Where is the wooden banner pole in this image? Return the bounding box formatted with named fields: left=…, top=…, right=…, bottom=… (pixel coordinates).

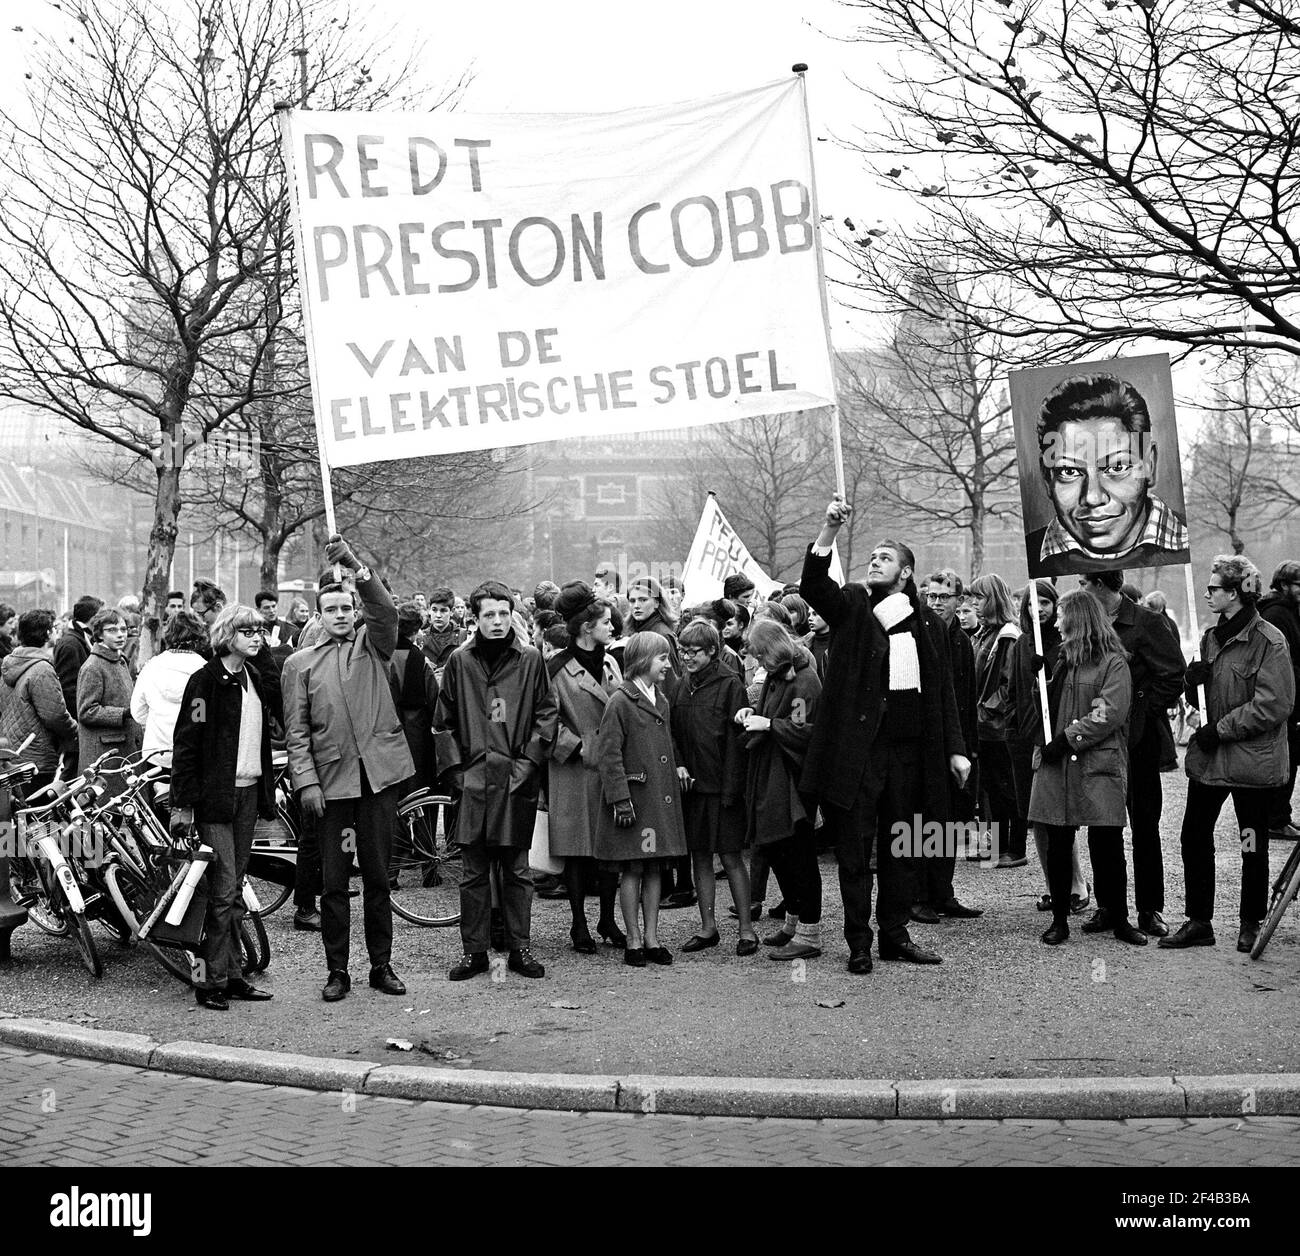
left=1184, top=562, right=1207, bottom=724
left=1029, top=578, right=1052, bottom=742
left=793, top=64, right=846, bottom=501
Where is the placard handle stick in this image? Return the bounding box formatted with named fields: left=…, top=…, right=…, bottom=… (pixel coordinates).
left=1184, top=563, right=1207, bottom=725
left=1029, top=578, right=1052, bottom=742
left=274, top=102, right=338, bottom=545
left=793, top=63, right=846, bottom=501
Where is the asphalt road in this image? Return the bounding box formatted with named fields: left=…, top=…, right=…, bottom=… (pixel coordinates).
left=3, top=760, right=1298, bottom=1080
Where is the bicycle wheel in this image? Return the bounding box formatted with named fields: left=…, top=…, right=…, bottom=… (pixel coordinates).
left=104, top=862, right=196, bottom=985
left=240, top=912, right=271, bottom=975
left=11, top=859, right=69, bottom=937
left=244, top=872, right=293, bottom=918
left=53, top=884, right=102, bottom=979
left=1251, top=841, right=1300, bottom=959
left=388, top=796, right=462, bottom=926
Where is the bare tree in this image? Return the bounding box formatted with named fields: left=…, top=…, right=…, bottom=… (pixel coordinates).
left=833, top=0, right=1300, bottom=361
left=0, top=0, right=461, bottom=637
left=648, top=413, right=834, bottom=586
left=1189, top=347, right=1300, bottom=551
left=838, top=265, right=1022, bottom=577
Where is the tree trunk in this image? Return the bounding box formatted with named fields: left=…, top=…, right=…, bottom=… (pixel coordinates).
left=262, top=530, right=286, bottom=592
left=141, top=462, right=183, bottom=654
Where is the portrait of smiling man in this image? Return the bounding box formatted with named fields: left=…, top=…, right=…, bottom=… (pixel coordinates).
left=1019, top=368, right=1189, bottom=579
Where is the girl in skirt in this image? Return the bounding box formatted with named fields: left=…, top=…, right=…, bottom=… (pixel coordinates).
left=594, top=631, right=688, bottom=967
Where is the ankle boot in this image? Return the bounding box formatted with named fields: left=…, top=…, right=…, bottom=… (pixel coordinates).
left=1040, top=917, right=1070, bottom=946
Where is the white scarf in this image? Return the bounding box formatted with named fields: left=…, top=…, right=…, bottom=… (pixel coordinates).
left=873, top=592, right=922, bottom=692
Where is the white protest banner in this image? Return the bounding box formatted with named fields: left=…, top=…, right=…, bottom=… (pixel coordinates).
left=279, top=78, right=837, bottom=470
left=682, top=493, right=843, bottom=605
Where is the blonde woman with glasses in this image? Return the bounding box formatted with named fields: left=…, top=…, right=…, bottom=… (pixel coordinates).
left=171, top=605, right=282, bottom=1011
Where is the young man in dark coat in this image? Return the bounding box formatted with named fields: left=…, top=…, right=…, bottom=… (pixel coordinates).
left=52, top=595, right=102, bottom=766
left=1081, top=570, right=1186, bottom=937
left=1257, top=560, right=1300, bottom=838
left=800, top=497, right=971, bottom=973
left=434, top=579, right=558, bottom=981
left=282, top=536, right=414, bottom=1003
left=914, top=569, right=982, bottom=922
left=420, top=587, right=465, bottom=673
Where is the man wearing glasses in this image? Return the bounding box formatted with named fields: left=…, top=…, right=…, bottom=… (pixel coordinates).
left=282, top=535, right=414, bottom=1002
left=1257, top=562, right=1300, bottom=839
left=915, top=570, right=982, bottom=922
left=1162, top=556, right=1293, bottom=954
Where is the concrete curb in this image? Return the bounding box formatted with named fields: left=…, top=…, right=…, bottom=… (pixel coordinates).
left=2, top=1016, right=1297, bottom=1119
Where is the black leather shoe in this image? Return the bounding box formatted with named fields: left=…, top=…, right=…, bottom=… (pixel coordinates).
left=661, top=891, right=697, bottom=910
left=293, top=910, right=322, bottom=932
left=938, top=898, right=984, bottom=919
left=321, top=970, right=350, bottom=1002
left=767, top=900, right=787, bottom=920
left=1040, top=921, right=1069, bottom=946
left=1138, top=910, right=1169, bottom=938
left=681, top=932, right=720, bottom=953
left=1238, top=922, right=1260, bottom=954
left=644, top=945, right=673, bottom=966
left=508, top=948, right=545, bottom=978
left=1081, top=908, right=1114, bottom=934
left=1113, top=920, right=1149, bottom=946
left=596, top=920, right=627, bottom=949
left=763, top=926, right=795, bottom=946
left=735, top=937, right=759, bottom=957
left=225, top=978, right=274, bottom=1001
left=570, top=925, right=598, bottom=954
left=195, top=987, right=230, bottom=1010
left=847, top=949, right=874, bottom=975
left=448, top=952, right=490, bottom=981
left=1158, top=920, right=1216, bottom=949
left=624, top=947, right=647, bottom=967
left=910, top=903, right=941, bottom=924
left=879, top=937, right=942, bottom=964
left=369, top=963, right=407, bottom=995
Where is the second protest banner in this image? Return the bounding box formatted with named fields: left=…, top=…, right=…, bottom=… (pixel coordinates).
left=281, top=77, right=837, bottom=469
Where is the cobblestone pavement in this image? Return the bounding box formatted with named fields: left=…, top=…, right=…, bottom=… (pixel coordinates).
left=4, top=1047, right=1298, bottom=1168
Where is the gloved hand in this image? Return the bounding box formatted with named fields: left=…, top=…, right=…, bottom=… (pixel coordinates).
left=1185, top=660, right=1211, bottom=690
left=324, top=534, right=361, bottom=572
left=299, top=784, right=326, bottom=818
left=1192, top=724, right=1222, bottom=753
left=169, top=806, right=194, bottom=840
left=1040, top=733, right=1070, bottom=764
left=613, top=800, right=636, bottom=828
left=1032, top=653, right=1045, bottom=674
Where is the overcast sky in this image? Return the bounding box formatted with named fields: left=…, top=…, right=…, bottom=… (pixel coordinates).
left=0, top=0, right=889, bottom=345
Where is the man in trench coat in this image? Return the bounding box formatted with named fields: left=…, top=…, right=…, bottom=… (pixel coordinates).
left=434, top=580, right=558, bottom=980
left=282, top=536, right=414, bottom=1003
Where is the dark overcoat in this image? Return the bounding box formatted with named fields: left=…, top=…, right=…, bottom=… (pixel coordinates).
left=1112, top=595, right=1185, bottom=769
left=1028, top=650, right=1132, bottom=828
left=548, top=652, right=623, bottom=858
left=592, top=681, right=687, bottom=861
left=743, top=653, right=820, bottom=847
left=172, top=654, right=281, bottom=823
left=799, top=547, right=965, bottom=815
left=433, top=631, right=558, bottom=848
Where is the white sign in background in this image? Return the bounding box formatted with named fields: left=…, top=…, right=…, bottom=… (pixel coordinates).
left=281, top=78, right=837, bottom=469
